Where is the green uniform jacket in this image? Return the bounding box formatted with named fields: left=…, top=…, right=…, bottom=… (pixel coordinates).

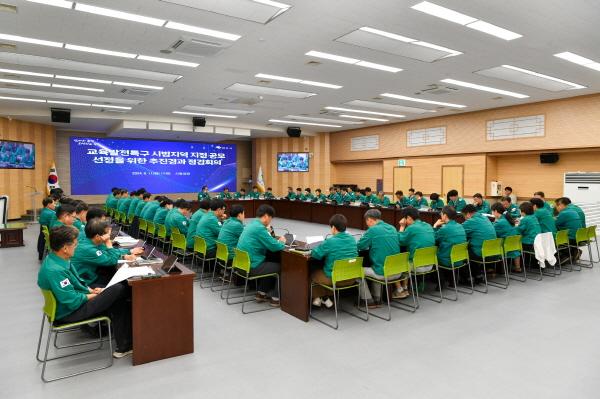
left=506, top=203, right=520, bottom=219
left=234, top=192, right=246, bottom=199
left=248, top=191, right=260, bottom=199
left=429, top=199, right=444, bottom=210
left=295, top=193, right=305, bottom=200
left=117, top=197, right=132, bottom=213
left=493, top=215, right=520, bottom=258
left=195, top=211, right=221, bottom=251
left=263, top=192, right=274, bottom=199
left=107, top=197, right=119, bottom=209
left=286, top=192, right=296, bottom=200
left=217, top=217, right=245, bottom=259
left=346, top=192, right=357, bottom=202
left=311, top=232, right=358, bottom=278
left=394, top=197, right=410, bottom=207
left=556, top=208, right=582, bottom=240
left=153, top=207, right=170, bottom=226
left=105, top=193, right=114, bottom=207
left=304, top=193, right=315, bottom=201
left=50, top=220, right=65, bottom=229
left=328, top=193, right=341, bottom=203
left=237, top=219, right=285, bottom=269
left=313, top=194, right=327, bottom=202
left=357, top=221, right=400, bottom=275
left=73, top=218, right=85, bottom=234
left=568, top=204, right=586, bottom=227
left=534, top=208, right=557, bottom=237
left=435, top=220, right=467, bottom=266
left=72, top=237, right=123, bottom=285
left=414, top=198, right=429, bottom=208
left=448, top=198, right=467, bottom=212
left=543, top=201, right=554, bottom=214
left=134, top=200, right=147, bottom=217
left=39, top=208, right=56, bottom=227
left=360, top=194, right=378, bottom=204
left=140, top=201, right=160, bottom=220
left=38, top=253, right=89, bottom=321
left=516, top=214, right=541, bottom=245
left=462, top=213, right=497, bottom=257
left=127, top=197, right=140, bottom=217
left=407, top=196, right=416, bottom=207
left=166, top=208, right=189, bottom=236
left=219, top=192, right=233, bottom=199
left=197, top=191, right=210, bottom=201
left=475, top=200, right=491, bottom=214
left=186, top=209, right=207, bottom=248
left=398, top=220, right=435, bottom=260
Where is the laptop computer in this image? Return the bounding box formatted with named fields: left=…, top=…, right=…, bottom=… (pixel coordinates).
left=157, top=255, right=179, bottom=275
left=110, top=225, right=121, bottom=240
left=294, top=236, right=324, bottom=251
left=283, top=233, right=296, bottom=247
left=140, top=245, right=156, bottom=260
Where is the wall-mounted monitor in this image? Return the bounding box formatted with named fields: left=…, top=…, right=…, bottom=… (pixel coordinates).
left=277, top=152, right=309, bottom=172
left=0, top=140, right=35, bottom=169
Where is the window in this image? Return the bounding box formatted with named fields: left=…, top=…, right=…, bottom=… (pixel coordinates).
left=407, top=126, right=446, bottom=147
left=487, top=114, right=544, bottom=140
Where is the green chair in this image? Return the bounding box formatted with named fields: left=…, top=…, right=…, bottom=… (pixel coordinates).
left=570, top=228, right=593, bottom=269
left=226, top=248, right=280, bottom=314
left=41, top=225, right=51, bottom=259
left=138, top=219, right=148, bottom=240
left=171, top=232, right=192, bottom=263
left=171, top=226, right=180, bottom=235
left=503, top=235, right=527, bottom=282
left=410, top=246, right=442, bottom=306
left=126, top=213, right=134, bottom=231
left=588, top=226, right=599, bottom=265
left=155, top=224, right=170, bottom=252
left=193, top=236, right=216, bottom=288
left=309, top=257, right=369, bottom=330
left=146, top=221, right=156, bottom=245
left=555, top=229, right=575, bottom=272
left=471, top=238, right=508, bottom=293
left=364, top=252, right=416, bottom=320
left=438, top=242, right=474, bottom=301
left=212, top=241, right=232, bottom=295
left=36, top=289, right=113, bottom=382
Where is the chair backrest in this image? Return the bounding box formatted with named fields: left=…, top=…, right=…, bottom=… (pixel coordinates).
left=40, top=289, right=57, bottom=323
left=450, top=242, right=469, bottom=264
left=172, top=226, right=180, bottom=235
left=332, top=257, right=364, bottom=284
left=588, top=225, right=597, bottom=241
left=576, top=227, right=589, bottom=244
left=118, top=211, right=125, bottom=223
left=413, top=246, right=438, bottom=269
left=216, top=241, right=229, bottom=263
left=481, top=238, right=504, bottom=258
left=503, top=235, right=522, bottom=254
left=41, top=225, right=49, bottom=235
left=157, top=224, right=167, bottom=238
left=127, top=213, right=134, bottom=223
left=146, top=221, right=155, bottom=235
left=555, top=229, right=569, bottom=246
left=232, top=248, right=251, bottom=274
left=139, top=219, right=147, bottom=232
left=383, top=252, right=409, bottom=277
left=171, top=232, right=186, bottom=250
left=42, top=228, right=51, bottom=250
left=193, top=236, right=207, bottom=255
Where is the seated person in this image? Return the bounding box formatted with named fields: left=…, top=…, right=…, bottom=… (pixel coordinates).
left=472, top=193, right=491, bottom=214
left=303, top=188, right=314, bottom=201
left=219, top=187, right=233, bottom=199
left=263, top=187, right=275, bottom=199
left=72, top=219, right=143, bottom=287
left=533, top=191, right=554, bottom=214
left=429, top=193, right=444, bottom=210
left=357, top=209, right=401, bottom=305
left=516, top=202, right=542, bottom=266
left=394, top=190, right=409, bottom=208
left=447, top=190, right=467, bottom=212
left=165, top=200, right=192, bottom=236
left=37, top=226, right=133, bottom=358
left=505, top=186, right=518, bottom=205
left=311, top=214, right=358, bottom=308
left=187, top=199, right=210, bottom=248
left=285, top=186, right=296, bottom=200
left=73, top=201, right=89, bottom=234
left=236, top=204, right=286, bottom=306
left=374, top=190, right=390, bottom=206
left=326, top=186, right=339, bottom=202
left=127, top=190, right=143, bottom=218
left=530, top=197, right=557, bottom=237
left=360, top=187, right=377, bottom=204
left=197, top=185, right=210, bottom=201
left=116, top=190, right=131, bottom=213
left=194, top=198, right=226, bottom=258
left=491, top=203, right=521, bottom=273
left=248, top=186, right=261, bottom=199
left=433, top=206, right=468, bottom=285
left=134, top=192, right=152, bottom=217
left=294, top=187, right=305, bottom=200
left=216, top=204, right=245, bottom=261
left=339, top=187, right=350, bottom=203
left=461, top=204, right=497, bottom=281
left=407, top=188, right=416, bottom=207
left=346, top=187, right=357, bottom=202
left=38, top=197, right=57, bottom=260
left=397, top=207, right=435, bottom=297
left=501, top=196, right=520, bottom=219
left=152, top=198, right=173, bottom=226
left=555, top=197, right=584, bottom=244
left=140, top=195, right=163, bottom=221
left=556, top=196, right=586, bottom=227
left=413, top=191, right=429, bottom=208
left=313, top=188, right=327, bottom=202
left=234, top=188, right=247, bottom=199
left=50, top=204, right=77, bottom=228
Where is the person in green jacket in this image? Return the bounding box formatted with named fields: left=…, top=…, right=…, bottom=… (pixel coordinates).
left=433, top=206, right=468, bottom=285
left=73, top=201, right=89, bottom=234
left=501, top=196, right=520, bottom=219
left=294, top=187, right=305, bottom=201
left=236, top=204, right=286, bottom=305
left=530, top=197, right=557, bottom=237
left=407, top=188, right=416, bottom=207
left=140, top=196, right=162, bottom=221
left=263, top=187, right=275, bottom=199
left=107, top=189, right=121, bottom=210
left=285, top=186, right=296, bottom=200
left=394, top=190, right=410, bottom=208
left=461, top=204, right=497, bottom=281
left=72, top=219, right=142, bottom=287
left=555, top=199, right=583, bottom=242
left=127, top=190, right=142, bottom=217
left=313, top=188, right=327, bottom=202
left=413, top=191, right=429, bottom=208
left=219, top=187, right=233, bottom=199
left=491, top=203, right=522, bottom=272
left=533, top=191, right=554, bottom=214
left=517, top=202, right=542, bottom=267
left=556, top=197, right=586, bottom=227
left=134, top=192, right=152, bottom=217
left=346, top=187, right=357, bottom=202
left=116, top=190, right=131, bottom=213
left=50, top=204, right=77, bottom=229
left=360, top=187, right=378, bottom=204
left=186, top=199, right=210, bottom=248
left=357, top=209, right=402, bottom=305
left=248, top=186, right=261, bottom=199
left=303, top=188, right=314, bottom=202
left=105, top=188, right=117, bottom=208
left=37, top=225, right=133, bottom=358
left=195, top=198, right=226, bottom=258
left=473, top=193, right=491, bottom=214
left=39, top=197, right=57, bottom=227
left=197, top=185, right=210, bottom=201
left=165, top=200, right=192, bottom=236
left=216, top=204, right=245, bottom=260
left=234, top=188, right=247, bottom=199
left=327, top=187, right=340, bottom=203
left=153, top=198, right=173, bottom=226
left=310, top=214, right=358, bottom=308
left=447, top=189, right=467, bottom=212
left=429, top=193, right=444, bottom=210
left=374, top=190, right=390, bottom=206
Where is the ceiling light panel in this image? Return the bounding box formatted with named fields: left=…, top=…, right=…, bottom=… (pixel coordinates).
left=334, top=27, right=461, bottom=63
left=164, top=22, right=241, bottom=41
left=112, top=81, right=164, bottom=90
left=182, top=105, right=255, bottom=115
left=0, top=87, right=143, bottom=104
left=554, top=52, right=600, bottom=72
left=226, top=83, right=316, bottom=99
left=55, top=75, right=112, bottom=84
left=344, top=99, right=433, bottom=114
left=0, top=95, right=46, bottom=102
left=27, top=0, right=73, bottom=9
left=475, top=65, right=586, bottom=91
left=172, top=111, right=237, bottom=118
left=47, top=100, right=91, bottom=106
left=51, top=83, right=104, bottom=92
left=283, top=115, right=363, bottom=125
left=269, top=119, right=342, bottom=128
left=255, top=73, right=342, bottom=89
left=305, top=51, right=402, bottom=73
left=0, top=78, right=50, bottom=87
left=441, top=78, right=529, bottom=98
left=340, top=114, right=388, bottom=122
left=74, top=3, right=166, bottom=26
left=160, top=0, right=289, bottom=25
left=380, top=93, right=467, bottom=108
left=326, top=105, right=405, bottom=118
left=0, top=68, right=53, bottom=77
left=65, top=44, right=136, bottom=58
left=0, top=33, right=62, bottom=47
left=91, top=104, right=131, bottom=110
left=136, top=55, right=199, bottom=68
left=411, top=1, right=522, bottom=41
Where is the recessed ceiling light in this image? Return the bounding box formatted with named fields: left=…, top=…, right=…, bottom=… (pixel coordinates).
left=74, top=3, right=166, bottom=26
left=284, top=115, right=363, bottom=125
left=554, top=52, right=600, bottom=72
left=0, top=78, right=51, bottom=87
left=440, top=78, right=529, bottom=98
left=183, top=105, right=255, bottom=115
left=483, top=65, right=586, bottom=90
left=164, top=21, right=241, bottom=41
left=65, top=44, right=137, bottom=58
left=172, top=111, right=237, bottom=119
left=51, top=83, right=104, bottom=92
left=137, top=55, right=199, bottom=68
left=255, top=73, right=342, bottom=89
left=91, top=104, right=132, bottom=110
left=47, top=100, right=91, bottom=106
left=0, top=32, right=63, bottom=47
left=0, top=95, right=45, bottom=102
left=306, top=51, right=402, bottom=73
left=411, top=1, right=522, bottom=41
left=340, top=114, right=389, bottom=122
left=325, top=106, right=405, bottom=118
left=55, top=75, right=112, bottom=84
left=112, top=81, right=163, bottom=90
left=0, top=68, right=53, bottom=78
left=226, top=83, right=316, bottom=99
left=253, top=0, right=291, bottom=9
left=380, top=93, right=467, bottom=108
left=269, top=119, right=342, bottom=128
left=344, top=100, right=434, bottom=114
left=26, top=0, right=73, bottom=8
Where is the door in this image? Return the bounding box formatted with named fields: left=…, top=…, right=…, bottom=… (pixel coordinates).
left=442, top=165, right=464, bottom=197
left=393, top=167, right=412, bottom=193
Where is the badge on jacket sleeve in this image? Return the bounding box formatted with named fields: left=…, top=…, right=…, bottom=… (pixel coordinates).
left=60, top=278, right=71, bottom=288
left=96, top=250, right=103, bottom=256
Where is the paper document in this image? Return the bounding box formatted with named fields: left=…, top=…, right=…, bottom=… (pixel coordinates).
left=306, top=235, right=324, bottom=244
left=105, top=264, right=155, bottom=288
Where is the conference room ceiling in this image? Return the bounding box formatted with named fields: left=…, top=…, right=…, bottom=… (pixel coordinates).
left=0, top=0, right=599, bottom=138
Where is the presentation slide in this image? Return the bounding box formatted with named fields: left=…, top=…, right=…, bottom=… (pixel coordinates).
left=277, top=152, right=309, bottom=172
left=0, top=140, right=35, bottom=169
left=70, top=137, right=236, bottom=195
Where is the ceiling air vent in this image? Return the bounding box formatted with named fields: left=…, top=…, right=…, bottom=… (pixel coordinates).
left=306, top=60, right=321, bottom=66
left=120, top=88, right=153, bottom=96
left=0, top=3, right=17, bottom=13
left=166, top=36, right=232, bottom=57
left=417, top=84, right=459, bottom=95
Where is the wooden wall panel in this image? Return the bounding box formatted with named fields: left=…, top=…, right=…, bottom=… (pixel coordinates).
left=0, top=117, right=56, bottom=220
left=332, top=161, right=382, bottom=189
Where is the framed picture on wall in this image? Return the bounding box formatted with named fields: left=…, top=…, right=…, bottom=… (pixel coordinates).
left=277, top=152, right=309, bottom=172
left=0, top=140, right=35, bottom=169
